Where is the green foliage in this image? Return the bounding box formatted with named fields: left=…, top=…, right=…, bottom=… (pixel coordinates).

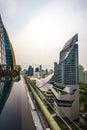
left=80, top=93, right=85, bottom=103
left=79, top=83, right=87, bottom=112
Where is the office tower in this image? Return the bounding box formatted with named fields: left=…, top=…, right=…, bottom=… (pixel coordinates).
left=85, top=71, right=87, bottom=83
left=53, top=33, right=78, bottom=86
left=27, top=65, right=34, bottom=76
left=79, top=64, right=85, bottom=83
left=51, top=34, right=79, bottom=120
left=35, top=67, right=39, bottom=72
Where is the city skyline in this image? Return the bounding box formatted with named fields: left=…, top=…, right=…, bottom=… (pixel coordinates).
left=0, top=0, right=87, bottom=70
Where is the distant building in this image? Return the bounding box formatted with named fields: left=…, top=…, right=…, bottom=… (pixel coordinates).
left=39, top=65, right=42, bottom=76
left=85, top=71, right=87, bottom=83
left=48, top=69, right=53, bottom=74
left=50, top=34, right=79, bottom=120
left=22, top=69, right=27, bottom=74
left=33, top=65, right=53, bottom=78
left=35, top=67, right=39, bottom=72
left=78, top=64, right=87, bottom=83
left=45, top=69, right=48, bottom=75
left=27, top=66, right=34, bottom=76
left=39, top=65, right=42, bottom=71
left=79, top=64, right=85, bottom=83
left=34, top=72, right=39, bottom=78
left=34, top=67, right=39, bottom=78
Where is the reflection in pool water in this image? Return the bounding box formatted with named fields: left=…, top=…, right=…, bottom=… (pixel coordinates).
left=0, top=77, right=13, bottom=114
left=0, top=76, right=21, bottom=130
left=0, top=76, right=36, bottom=130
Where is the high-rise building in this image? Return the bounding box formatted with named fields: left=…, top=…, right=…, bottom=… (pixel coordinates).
left=0, top=15, right=16, bottom=70
left=78, top=64, right=87, bottom=83
left=85, top=71, right=87, bottom=83
left=79, top=64, right=85, bottom=83
left=27, top=66, right=34, bottom=76
left=50, top=34, right=79, bottom=120
left=35, top=67, right=39, bottom=72
left=52, top=33, right=78, bottom=86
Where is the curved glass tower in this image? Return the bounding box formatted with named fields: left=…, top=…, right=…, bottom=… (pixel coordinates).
left=50, top=34, right=79, bottom=120
left=52, top=34, right=78, bottom=86
left=0, top=15, right=16, bottom=70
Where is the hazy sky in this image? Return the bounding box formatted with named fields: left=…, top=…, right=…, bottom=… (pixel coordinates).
left=0, top=0, right=87, bottom=70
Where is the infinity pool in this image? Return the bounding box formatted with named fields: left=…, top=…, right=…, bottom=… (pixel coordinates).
left=0, top=76, right=36, bottom=130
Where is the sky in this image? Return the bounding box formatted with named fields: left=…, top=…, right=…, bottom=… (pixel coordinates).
left=0, top=0, right=87, bottom=70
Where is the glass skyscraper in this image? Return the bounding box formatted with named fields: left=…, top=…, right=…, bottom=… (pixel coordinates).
left=50, top=34, right=79, bottom=120
left=0, top=15, right=16, bottom=70
left=52, top=34, right=78, bottom=86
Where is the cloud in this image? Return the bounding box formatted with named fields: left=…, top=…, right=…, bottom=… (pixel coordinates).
left=0, top=0, right=87, bottom=69
left=11, top=0, right=87, bottom=69
left=0, top=0, right=17, bottom=16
